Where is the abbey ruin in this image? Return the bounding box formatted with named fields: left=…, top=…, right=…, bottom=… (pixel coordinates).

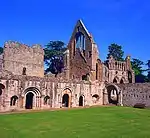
left=0, top=20, right=150, bottom=112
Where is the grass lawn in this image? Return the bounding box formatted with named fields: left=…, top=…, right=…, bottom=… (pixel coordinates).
left=0, top=106, right=150, bottom=138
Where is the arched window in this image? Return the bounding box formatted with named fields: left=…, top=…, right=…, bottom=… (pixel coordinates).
left=10, top=95, right=18, bottom=106
left=44, top=96, right=50, bottom=105
left=22, top=67, right=26, bottom=75
left=128, top=71, right=132, bottom=83
left=82, top=75, right=87, bottom=81
left=92, top=94, right=99, bottom=103
left=113, top=78, right=117, bottom=83
left=0, top=83, right=5, bottom=96
left=96, top=63, right=98, bottom=80
left=120, top=79, right=124, bottom=84
left=75, top=31, right=85, bottom=50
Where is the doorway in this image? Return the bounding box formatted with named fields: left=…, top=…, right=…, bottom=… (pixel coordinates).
left=62, top=94, right=69, bottom=107
left=25, top=92, right=34, bottom=109
left=79, top=96, right=84, bottom=106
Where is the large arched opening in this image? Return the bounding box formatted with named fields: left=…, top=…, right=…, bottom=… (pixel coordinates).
left=62, top=88, right=72, bottom=108
left=92, top=94, right=99, bottom=104
left=106, top=85, right=119, bottom=105
left=79, top=95, right=84, bottom=106
left=23, top=87, right=41, bottom=109
left=10, top=95, right=18, bottom=106
left=62, top=94, right=69, bottom=107
left=0, top=83, right=5, bottom=108
left=0, top=83, right=5, bottom=96
left=44, top=95, right=50, bottom=105
left=128, top=71, right=132, bottom=83
left=25, top=92, right=34, bottom=109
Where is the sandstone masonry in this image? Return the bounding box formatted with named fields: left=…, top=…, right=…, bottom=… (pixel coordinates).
left=0, top=19, right=147, bottom=112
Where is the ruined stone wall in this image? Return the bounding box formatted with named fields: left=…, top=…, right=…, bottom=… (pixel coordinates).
left=0, top=74, right=104, bottom=111
left=106, top=55, right=135, bottom=84
left=0, top=54, right=3, bottom=71
left=118, top=83, right=150, bottom=107
left=3, top=41, right=44, bottom=77
left=68, top=20, right=99, bottom=81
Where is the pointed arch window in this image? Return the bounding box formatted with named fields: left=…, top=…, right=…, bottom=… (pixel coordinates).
left=75, top=32, right=85, bottom=50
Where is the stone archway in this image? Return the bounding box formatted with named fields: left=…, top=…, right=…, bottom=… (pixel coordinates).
left=128, top=71, right=132, bottom=83
left=0, top=83, right=5, bottom=96
left=120, top=77, right=125, bottom=84
left=23, top=87, right=41, bottom=109
left=113, top=76, right=119, bottom=83
left=62, top=88, right=72, bottom=108
left=10, top=95, right=18, bottom=106
left=92, top=94, right=99, bottom=104
left=106, top=85, right=119, bottom=105
left=0, top=83, right=5, bottom=108
left=44, top=96, right=50, bottom=105
left=79, top=95, right=84, bottom=106
left=25, top=92, right=34, bottom=109
left=120, top=79, right=124, bottom=84
left=62, top=94, right=69, bottom=107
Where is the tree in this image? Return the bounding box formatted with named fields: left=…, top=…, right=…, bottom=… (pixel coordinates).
left=0, top=47, right=3, bottom=54
left=146, top=60, right=150, bottom=82
left=131, top=58, right=144, bottom=76
left=107, top=43, right=124, bottom=61
left=44, top=41, right=67, bottom=76
left=131, top=58, right=146, bottom=83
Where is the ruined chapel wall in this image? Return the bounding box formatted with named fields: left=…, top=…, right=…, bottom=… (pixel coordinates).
left=3, top=41, right=44, bottom=77
left=119, top=83, right=150, bottom=107
left=0, top=75, right=104, bottom=111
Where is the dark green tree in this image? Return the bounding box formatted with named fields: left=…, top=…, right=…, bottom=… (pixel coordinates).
left=0, top=47, right=3, bottom=54
left=146, top=60, right=150, bottom=82
left=107, top=43, right=124, bottom=61
left=44, top=41, right=67, bottom=76
left=131, top=58, right=144, bottom=76
left=131, top=58, right=146, bottom=83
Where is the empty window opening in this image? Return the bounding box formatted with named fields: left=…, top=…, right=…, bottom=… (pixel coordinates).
left=120, top=79, right=124, bottom=84
left=128, top=71, right=132, bottom=83
left=75, top=32, right=85, bottom=50
left=22, top=67, right=26, bottom=75
left=88, top=51, right=92, bottom=58
left=113, top=78, right=117, bottom=83
left=44, top=96, right=50, bottom=105
left=10, top=95, right=18, bottom=106
left=96, top=63, right=98, bottom=80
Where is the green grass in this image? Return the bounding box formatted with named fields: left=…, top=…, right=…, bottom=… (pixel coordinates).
left=0, top=107, right=150, bottom=138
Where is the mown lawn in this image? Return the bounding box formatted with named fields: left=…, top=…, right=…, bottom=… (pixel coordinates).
left=0, top=106, right=150, bottom=138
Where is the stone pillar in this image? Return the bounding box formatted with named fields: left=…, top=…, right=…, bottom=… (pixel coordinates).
left=103, top=89, right=108, bottom=105
left=52, top=82, right=55, bottom=108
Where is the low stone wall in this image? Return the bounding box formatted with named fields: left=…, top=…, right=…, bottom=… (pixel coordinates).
left=118, top=83, right=150, bottom=107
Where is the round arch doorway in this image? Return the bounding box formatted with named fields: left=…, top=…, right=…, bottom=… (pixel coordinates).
left=79, top=96, right=84, bottom=106
left=25, top=92, right=34, bottom=109
left=62, top=94, right=69, bottom=107
left=107, top=85, right=119, bottom=105
left=62, top=88, right=72, bottom=108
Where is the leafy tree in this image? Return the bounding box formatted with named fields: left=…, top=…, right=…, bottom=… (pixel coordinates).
left=131, top=58, right=146, bottom=83
left=146, top=60, right=150, bottom=82
left=131, top=58, right=144, bottom=76
left=107, top=43, right=124, bottom=61
left=44, top=41, right=67, bottom=76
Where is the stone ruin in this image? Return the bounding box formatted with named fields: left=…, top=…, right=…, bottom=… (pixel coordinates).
left=0, top=19, right=148, bottom=112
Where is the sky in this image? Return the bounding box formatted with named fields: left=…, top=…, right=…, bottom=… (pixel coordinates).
left=0, top=0, right=150, bottom=64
